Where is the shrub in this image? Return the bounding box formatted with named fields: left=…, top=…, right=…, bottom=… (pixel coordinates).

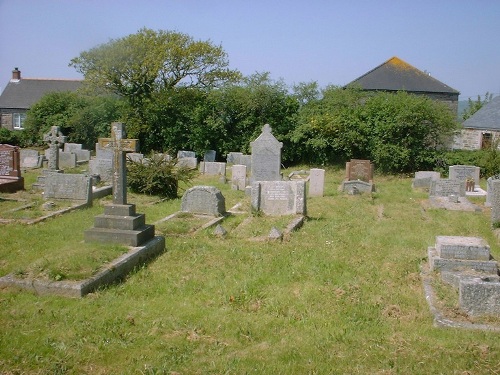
left=0, top=128, right=21, bottom=145
left=127, top=152, right=198, bottom=198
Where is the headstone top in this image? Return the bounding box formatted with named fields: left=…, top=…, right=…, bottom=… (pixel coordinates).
left=43, top=126, right=67, bottom=171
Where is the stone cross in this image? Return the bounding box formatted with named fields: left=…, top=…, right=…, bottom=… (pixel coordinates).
left=43, top=126, right=67, bottom=171
left=98, top=122, right=138, bottom=205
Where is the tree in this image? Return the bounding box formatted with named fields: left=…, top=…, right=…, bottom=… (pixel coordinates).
left=70, top=28, right=241, bottom=109
left=462, top=92, right=494, bottom=120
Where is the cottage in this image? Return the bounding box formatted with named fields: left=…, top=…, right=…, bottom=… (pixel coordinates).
left=454, top=96, right=500, bottom=150
left=347, top=56, right=460, bottom=115
left=0, top=68, right=82, bottom=131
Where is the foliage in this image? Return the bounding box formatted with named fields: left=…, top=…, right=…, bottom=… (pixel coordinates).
left=127, top=152, right=198, bottom=198
left=70, top=28, right=241, bottom=109
left=0, top=128, right=22, bottom=146
left=462, top=92, right=494, bottom=121
left=22, top=92, right=124, bottom=148
left=292, top=87, right=458, bottom=172
left=438, top=142, right=500, bottom=177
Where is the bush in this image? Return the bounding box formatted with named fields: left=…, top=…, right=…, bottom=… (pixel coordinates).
left=127, top=152, right=198, bottom=198
left=437, top=146, right=500, bottom=178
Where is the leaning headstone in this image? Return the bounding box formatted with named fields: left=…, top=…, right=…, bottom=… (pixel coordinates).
left=309, top=168, right=325, bottom=197
left=251, top=180, right=306, bottom=216
left=0, top=144, right=24, bottom=193
left=412, top=171, right=440, bottom=189
left=231, top=164, right=247, bottom=191
left=181, top=186, right=226, bottom=216
left=204, top=150, right=216, bottom=162
left=44, top=173, right=92, bottom=206
left=85, top=122, right=158, bottom=247
left=429, top=179, right=466, bottom=197
left=43, top=126, right=67, bottom=172
left=127, top=152, right=144, bottom=163
left=213, top=224, right=227, bottom=237
left=250, top=124, right=283, bottom=182
left=20, top=149, right=41, bottom=169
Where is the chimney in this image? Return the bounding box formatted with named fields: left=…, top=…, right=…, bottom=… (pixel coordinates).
left=11, top=67, right=21, bottom=81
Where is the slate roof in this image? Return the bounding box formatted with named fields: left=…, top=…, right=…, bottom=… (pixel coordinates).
left=0, top=78, right=82, bottom=110
left=347, top=56, right=459, bottom=95
left=461, top=95, right=500, bottom=130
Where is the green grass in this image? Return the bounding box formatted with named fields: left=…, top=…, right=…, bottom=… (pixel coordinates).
left=1, top=167, right=500, bottom=374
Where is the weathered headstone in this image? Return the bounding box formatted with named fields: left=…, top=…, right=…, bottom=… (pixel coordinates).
left=490, top=179, right=500, bottom=226
left=449, top=165, right=480, bottom=185
left=309, top=168, right=325, bottom=197
left=250, top=124, right=283, bottom=182
left=204, top=150, right=216, bottom=162
left=251, top=180, right=306, bottom=216
left=0, top=144, right=24, bottom=192
left=227, top=152, right=243, bottom=165
left=176, top=157, right=197, bottom=169
left=181, top=186, right=226, bottom=216
left=43, top=126, right=67, bottom=171
left=231, top=164, right=247, bottom=191
left=429, top=179, right=466, bottom=197
left=20, top=149, right=41, bottom=169
left=44, top=173, right=92, bottom=205
left=341, top=159, right=375, bottom=193
left=127, top=153, right=144, bottom=163
left=177, top=150, right=196, bottom=159
left=412, top=171, right=440, bottom=189
left=486, top=175, right=500, bottom=207
left=85, top=122, right=157, bottom=247
left=199, top=161, right=226, bottom=176
left=58, top=150, right=77, bottom=169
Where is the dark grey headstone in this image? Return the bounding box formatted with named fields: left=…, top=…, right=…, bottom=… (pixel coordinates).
left=181, top=186, right=226, bottom=216
left=251, top=180, right=306, bottom=216
left=43, top=173, right=92, bottom=204
left=204, top=150, right=216, bottom=162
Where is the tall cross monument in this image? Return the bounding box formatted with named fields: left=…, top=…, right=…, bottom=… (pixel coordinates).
left=43, top=126, right=67, bottom=171
left=98, top=122, right=138, bottom=205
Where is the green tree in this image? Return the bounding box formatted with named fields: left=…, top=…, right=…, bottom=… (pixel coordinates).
left=462, top=92, right=493, bottom=120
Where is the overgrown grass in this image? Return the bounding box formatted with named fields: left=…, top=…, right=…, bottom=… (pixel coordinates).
left=1, top=167, right=500, bottom=374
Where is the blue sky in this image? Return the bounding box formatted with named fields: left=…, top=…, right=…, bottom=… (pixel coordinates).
left=1, top=0, right=499, bottom=100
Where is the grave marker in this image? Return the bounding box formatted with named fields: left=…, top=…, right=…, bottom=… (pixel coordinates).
left=251, top=180, right=306, bottom=216
left=309, top=168, right=325, bottom=197
left=181, top=186, right=226, bottom=216
left=0, top=144, right=24, bottom=192
left=43, top=126, right=67, bottom=171
left=250, top=124, right=282, bottom=182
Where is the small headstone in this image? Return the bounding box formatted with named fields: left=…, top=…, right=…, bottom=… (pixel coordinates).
left=176, top=157, right=197, bottom=169
left=412, top=171, right=440, bottom=188
left=181, top=186, right=226, bottom=216
left=20, top=149, right=41, bottom=169
left=204, top=150, right=216, bottom=162
left=73, top=149, right=91, bottom=162
left=345, top=159, right=373, bottom=182
left=64, top=143, right=82, bottom=153
left=268, top=227, right=283, bottom=241
left=226, top=152, right=243, bottom=165
left=177, top=150, right=196, bottom=159
left=58, top=151, right=77, bottom=169
left=309, top=168, right=325, bottom=197
left=449, top=165, right=480, bottom=185
left=213, top=224, right=227, bottom=237
left=200, top=162, right=226, bottom=176
left=231, top=164, right=247, bottom=191
left=251, top=180, right=306, bottom=216
left=43, top=173, right=92, bottom=205
left=0, top=144, right=24, bottom=193
left=429, top=179, right=466, bottom=197
left=250, top=124, right=283, bottom=182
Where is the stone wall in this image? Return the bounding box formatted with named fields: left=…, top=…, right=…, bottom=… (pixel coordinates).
left=454, top=128, right=500, bottom=150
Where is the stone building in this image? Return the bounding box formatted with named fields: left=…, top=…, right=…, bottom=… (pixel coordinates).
left=0, top=68, right=82, bottom=131
left=347, top=56, right=460, bottom=115
left=453, top=95, right=500, bottom=150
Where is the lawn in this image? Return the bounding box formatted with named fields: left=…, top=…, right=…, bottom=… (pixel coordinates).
left=1, top=167, right=499, bottom=374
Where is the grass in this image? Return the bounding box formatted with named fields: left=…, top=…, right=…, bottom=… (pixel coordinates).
left=1, top=166, right=500, bottom=374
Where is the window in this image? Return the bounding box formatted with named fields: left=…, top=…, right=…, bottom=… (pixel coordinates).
left=13, top=113, right=26, bottom=129
left=481, top=132, right=492, bottom=149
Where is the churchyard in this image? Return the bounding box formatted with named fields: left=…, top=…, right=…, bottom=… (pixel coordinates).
left=1, top=124, right=500, bottom=373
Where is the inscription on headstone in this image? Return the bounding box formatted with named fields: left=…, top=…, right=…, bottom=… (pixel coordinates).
left=429, top=179, right=466, bottom=197
left=251, top=180, right=306, bottom=216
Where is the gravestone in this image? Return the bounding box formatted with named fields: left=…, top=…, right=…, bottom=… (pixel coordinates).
left=251, top=180, right=306, bottom=216
left=309, top=168, right=325, bottom=197
left=231, top=164, right=247, bottom=191
left=63, top=143, right=90, bottom=162
left=341, top=159, right=375, bottom=193
left=177, top=150, right=196, bottom=159
left=449, top=165, right=480, bottom=185
left=412, top=171, right=440, bottom=189
left=44, top=173, right=92, bottom=205
left=486, top=175, right=500, bottom=207
left=85, top=122, right=157, bottom=246
left=0, top=144, right=24, bottom=193
left=227, top=152, right=243, bottom=165
left=89, top=142, right=113, bottom=182
left=181, top=186, right=226, bottom=216
left=43, top=126, right=67, bottom=171
left=127, top=153, right=144, bottom=163
left=429, top=179, right=466, bottom=197
left=57, top=150, right=77, bottom=168
left=204, top=150, right=216, bottom=162
left=200, top=161, right=226, bottom=176
left=490, top=179, right=500, bottom=226
left=176, top=157, right=197, bottom=169
left=20, top=149, right=42, bottom=169
left=250, top=124, right=283, bottom=182
left=64, top=143, right=82, bottom=153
